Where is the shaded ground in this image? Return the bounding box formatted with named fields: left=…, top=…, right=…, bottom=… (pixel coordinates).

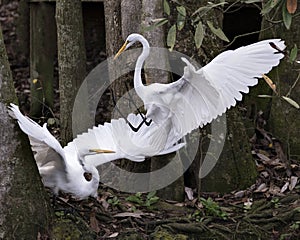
left=1, top=1, right=300, bottom=239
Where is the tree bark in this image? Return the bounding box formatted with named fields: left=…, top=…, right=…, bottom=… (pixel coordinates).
left=171, top=0, right=257, bottom=193
left=30, top=2, right=56, bottom=117
left=56, top=0, right=87, bottom=145
left=0, top=24, right=51, bottom=239
left=258, top=1, right=300, bottom=160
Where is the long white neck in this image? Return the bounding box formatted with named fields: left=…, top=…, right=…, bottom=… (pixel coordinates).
left=134, top=35, right=150, bottom=98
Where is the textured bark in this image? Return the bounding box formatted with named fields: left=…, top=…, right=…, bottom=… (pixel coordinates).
left=0, top=24, right=51, bottom=239
left=257, top=2, right=300, bottom=160
left=171, top=0, right=257, bottom=193
left=141, top=0, right=184, bottom=201
left=30, top=2, right=56, bottom=117
left=56, top=0, right=87, bottom=145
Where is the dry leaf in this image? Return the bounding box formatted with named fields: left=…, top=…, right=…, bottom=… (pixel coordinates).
left=280, top=182, right=289, bottom=193
left=287, top=0, right=297, bottom=14
left=255, top=183, right=268, bottom=192
left=256, top=153, right=271, bottom=162
left=108, top=232, right=119, bottom=238
left=289, top=176, right=298, bottom=190
left=90, top=211, right=101, bottom=233
left=113, top=212, right=145, bottom=218
left=185, top=187, right=194, bottom=201
left=262, top=74, right=277, bottom=93
left=260, top=171, right=269, bottom=178
left=234, top=190, right=245, bottom=198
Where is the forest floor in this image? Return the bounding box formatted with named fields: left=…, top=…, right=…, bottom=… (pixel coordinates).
left=1, top=1, right=300, bottom=240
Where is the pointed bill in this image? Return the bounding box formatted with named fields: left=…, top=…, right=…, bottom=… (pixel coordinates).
left=114, top=41, right=128, bottom=59
left=89, top=149, right=116, bottom=154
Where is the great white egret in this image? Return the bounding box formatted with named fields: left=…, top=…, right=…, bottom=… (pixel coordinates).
left=9, top=103, right=184, bottom=199
left=115, top=33, right=285, bottom=139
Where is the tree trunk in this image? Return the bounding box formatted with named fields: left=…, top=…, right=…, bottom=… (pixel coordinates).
left=30, top=2, right=56, bottom=117
left=171, top=0, right=257, bottom=194
left=0, top=24, right=51, bottom=239
left=56, top=0, right=87, bottom=145
left=258, top=1, right=300, bottom=160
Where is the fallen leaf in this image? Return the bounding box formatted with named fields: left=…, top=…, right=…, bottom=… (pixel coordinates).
left=289, top=176, right=298, bottom=190
left=256, top=153, right=272, bottom=162
left=113, top=212, right=148, bottom=218
left=234, top=190, right=245, bottom=198
left=90, top=210, right=100, bottom=233
left=108, top=232, right=119, bottom=238
left=255, top=183, right=268, bottom=192
left=260, top=171, right=269, bottom=178
left=280, top=182, right=289, bottom=193
left=185, top=187, right=194, bottom=201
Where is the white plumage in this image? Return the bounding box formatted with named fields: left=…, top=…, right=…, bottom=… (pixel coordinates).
left=115, top=33, right=285, bottom=139
left=9, top=103, right=184, bottom=199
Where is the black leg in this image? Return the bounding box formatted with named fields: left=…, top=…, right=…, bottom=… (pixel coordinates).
left=110, top=88, right=151, bottom=132
left=124, top=83, right=152, bottom=126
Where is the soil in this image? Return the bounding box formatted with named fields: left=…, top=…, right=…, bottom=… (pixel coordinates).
left=1, top=1, right=300, bottom=239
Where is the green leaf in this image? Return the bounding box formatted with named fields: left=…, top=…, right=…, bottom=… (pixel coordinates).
left=192, top=2, right=227, bottom=17
left=147, top=191, right=157, bottom=199
left=194, top=21, right=204, bottom=49
left=261, top=0, right=280, bottom=15
left=126, top=195, right=143, bottom=204
left=206, top=21, right=230, bottom=42
left=167, top=25, right=176, bottom=51
left=282, top=96, right=300, bottom=109
left=142, top=18, right=168, bottom=32
left=163, top=0, right=170, bottom=15
left=176, top=6, right=186, bottom=31
left=289, top=44, right=298, bottom=62
left=176, top=6, right=186, bottom=17
left=282, top=4, right=292, bottom=29
left=145, top=196, right=159, bottom=207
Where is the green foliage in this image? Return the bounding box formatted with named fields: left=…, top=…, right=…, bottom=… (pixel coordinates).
left=107, top=196, right=120, bottom=207
left=167, top=25, right=176, bottom=51
left=289, top=44, right=298, bottom=62
left=270, top=197, right=281, bottom=209
left=200, top=197, right=228, bottom=220
left=163, top=0, right=170, bottom=16
left=194, top=21, right=204, bottom=49
left=147, top=0, right=230, bottom=50
left=126, top=191, right=160, bottom=207
left=282, top=2, right=292, bottom=29
left=206, top=20, right=229, bottom=42
left=176, top=6, right=186, bottom=30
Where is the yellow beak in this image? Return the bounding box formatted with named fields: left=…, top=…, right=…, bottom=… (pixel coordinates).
left=114, top=41, right=128, bottom=60
left=89, top=149, right=115, bottom=154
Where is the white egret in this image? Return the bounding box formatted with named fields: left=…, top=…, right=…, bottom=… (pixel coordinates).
left=9, top=103, right=184, bottom=199
left=115, top=33, right=285, bottom=139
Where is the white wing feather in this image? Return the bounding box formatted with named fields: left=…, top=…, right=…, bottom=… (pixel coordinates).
left=150, top=39, right=285, bottom=139
left=9, top=104, right=66, bottom=165
left=75, top=113, right=185, bottom=167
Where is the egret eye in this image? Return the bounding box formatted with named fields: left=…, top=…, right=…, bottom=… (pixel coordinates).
left=83, top=172, right=93, bottom=182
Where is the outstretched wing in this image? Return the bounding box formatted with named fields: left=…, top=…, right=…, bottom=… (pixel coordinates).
left=73, top=113, right=184, bottom=167
left=8, top=104, right=66, bottom=171
left=158, top=39, right=285, bottom=139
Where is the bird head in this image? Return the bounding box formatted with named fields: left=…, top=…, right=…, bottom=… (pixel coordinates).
left=114, top=33, right=146, bottom=59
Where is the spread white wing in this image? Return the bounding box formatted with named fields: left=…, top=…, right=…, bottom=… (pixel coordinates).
left=9, top=104, right=66, bottom=169
left=150, top=39, right=285, bottom=139
left=74, top=113, right=185, bottom=167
